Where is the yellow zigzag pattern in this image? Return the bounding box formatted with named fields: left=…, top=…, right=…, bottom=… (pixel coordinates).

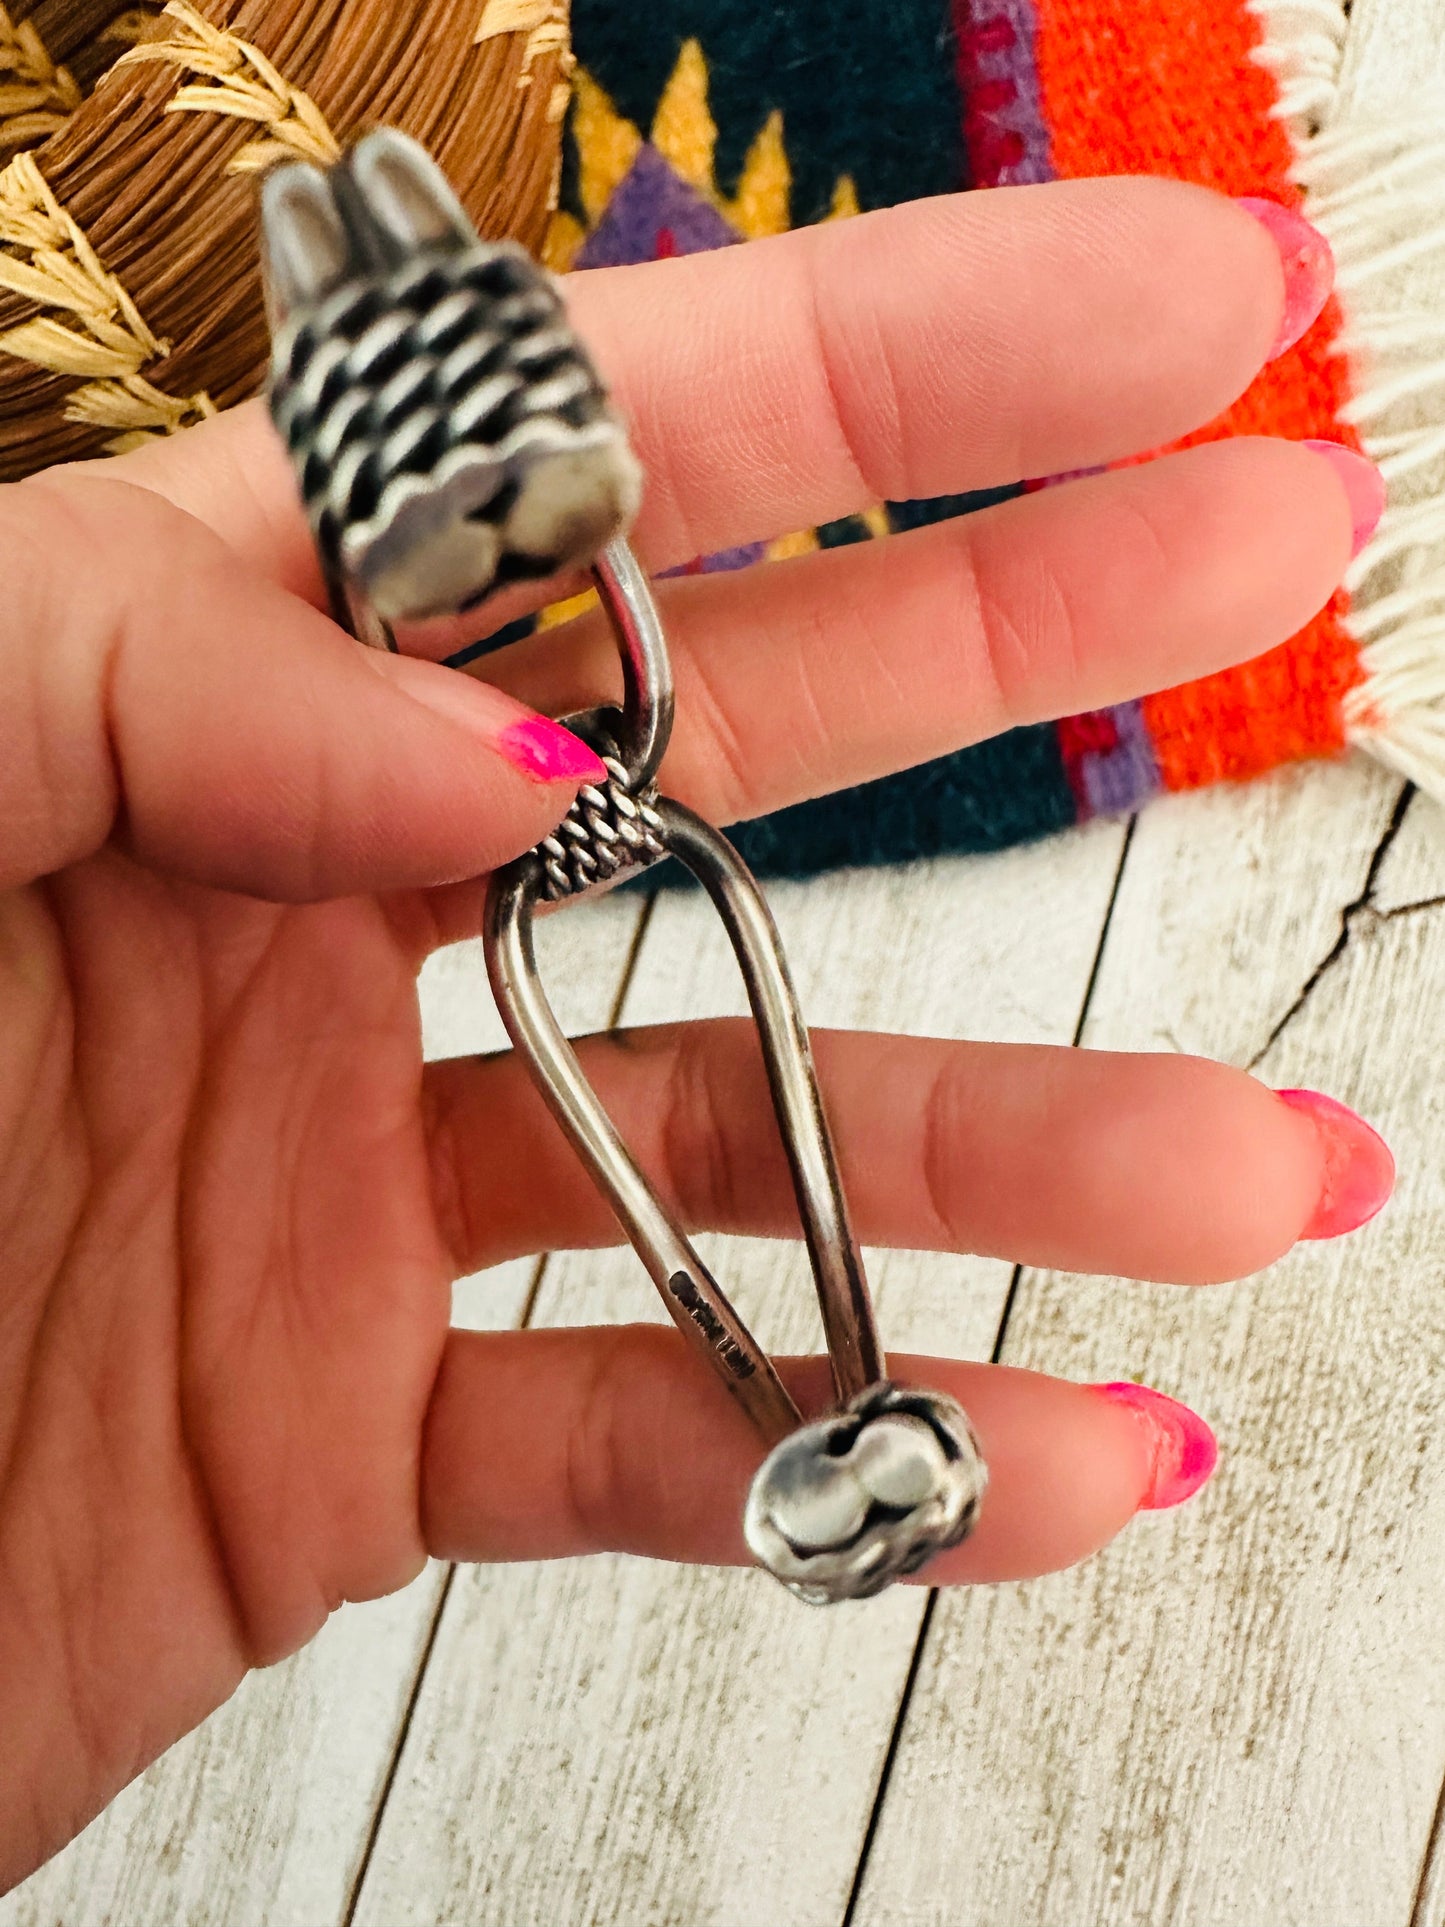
left=545, top=37, right=858, bottom=271
left=525, top=40, right=870, bottom=623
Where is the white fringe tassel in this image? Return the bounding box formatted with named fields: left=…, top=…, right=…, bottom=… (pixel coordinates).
left=1249, top=0, right=1445, bottom=800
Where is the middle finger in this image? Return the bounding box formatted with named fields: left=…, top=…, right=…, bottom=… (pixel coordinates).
left=421, top=1021, right=1344, bottom=1285
left=476, top=435, right=1354, bottom=829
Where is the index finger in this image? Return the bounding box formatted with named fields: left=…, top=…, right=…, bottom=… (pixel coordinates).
left=105, top=175, right=1289, bottom=593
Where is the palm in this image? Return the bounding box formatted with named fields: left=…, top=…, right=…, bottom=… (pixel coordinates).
left=2, top=854, right=448, bottom=1848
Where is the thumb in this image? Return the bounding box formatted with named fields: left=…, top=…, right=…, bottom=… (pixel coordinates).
left=0, top=471, right=604, bottom=899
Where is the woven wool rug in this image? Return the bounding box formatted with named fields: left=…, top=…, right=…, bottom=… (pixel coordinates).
left=467, top=0, right=1445, bottom=877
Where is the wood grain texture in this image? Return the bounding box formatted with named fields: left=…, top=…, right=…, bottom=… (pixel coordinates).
left=853, top=759, right=1445, bottom=1927
left=0, top=897, right=645, bottom=1927
left=347, top=826, right=1131, bottom=1927
left=1341, top=0, right=1445, bottom=108
left=1373, top=788, right=1445, bottom=1927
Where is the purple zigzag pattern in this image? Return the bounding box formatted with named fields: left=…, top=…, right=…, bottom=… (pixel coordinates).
left=574, top=148, right=765, bottom=575
left=576, top=144, right=740, bottom=268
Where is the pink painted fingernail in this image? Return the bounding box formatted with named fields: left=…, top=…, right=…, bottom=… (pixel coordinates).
left=494, top=715, right=608, bottom=785
left=1276, top=1089, right=1396, bottom=1239
left=1302, top=440, right=1387, bottom=558
left=385, top=655, right=610, bottom=787
left=1094, top=1382, right=1218, bottom=1510
left=1237, top=196, right=1335, bottom=358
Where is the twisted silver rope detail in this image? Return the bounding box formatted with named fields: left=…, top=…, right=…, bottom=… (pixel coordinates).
left=538, top=752, right=666, bottom=901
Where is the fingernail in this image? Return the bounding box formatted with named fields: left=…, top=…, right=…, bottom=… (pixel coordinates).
left=1276, top=1088, right=1396, bottom=1239
left=1094, top=1382, right=1218, bottom=1510
left=494, top=715, right=609, bottom=785
left=385, top=656, right=608, bottom=786
left=1237, top=196, right=1335, bottom=358
left=1302, top=440, right=1387, bottom=558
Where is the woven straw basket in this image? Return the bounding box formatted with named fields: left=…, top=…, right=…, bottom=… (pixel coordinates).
left=0, top=0, right=568, bottom=480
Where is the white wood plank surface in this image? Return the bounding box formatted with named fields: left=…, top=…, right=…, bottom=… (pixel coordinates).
left=0, top=897, right=646, bottom=1927
left=347, top=825, right=1130, bottom=1927
left=854, top=758, right=1445, bottom=1927
left=1343, top=0, right=1445, bottom=110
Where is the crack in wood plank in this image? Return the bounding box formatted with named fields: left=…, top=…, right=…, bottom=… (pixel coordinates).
left=849, top=757, right=1445, bottom=1924
left=1247, top=781, right=1414, bottom=1071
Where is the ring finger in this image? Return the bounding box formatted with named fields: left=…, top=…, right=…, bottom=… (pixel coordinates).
left=422, top=1332, right=1216, bottom=1582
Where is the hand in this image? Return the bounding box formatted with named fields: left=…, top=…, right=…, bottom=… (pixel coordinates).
left=0, top=175, right=1392, bottom=1889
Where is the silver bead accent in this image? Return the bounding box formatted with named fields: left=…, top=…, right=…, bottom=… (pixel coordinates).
left=743, top=1384, right=987, bottom=1605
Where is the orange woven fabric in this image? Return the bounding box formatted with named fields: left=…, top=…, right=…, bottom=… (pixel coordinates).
left=1035, top=0, right=1364, bottom=787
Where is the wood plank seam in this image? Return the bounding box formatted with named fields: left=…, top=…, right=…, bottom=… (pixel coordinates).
left=984, top=813, right=1141, bottom=1368
left=839, top=1591, right=942, bottom=1927
left=839, top=812, right=1141, bottom=1927
left=343, top=886, right=664, bottom=1927
left=340, top=1566, right=460, bottom=1927
left=1411, top=1770, right=1445, bottom=1927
